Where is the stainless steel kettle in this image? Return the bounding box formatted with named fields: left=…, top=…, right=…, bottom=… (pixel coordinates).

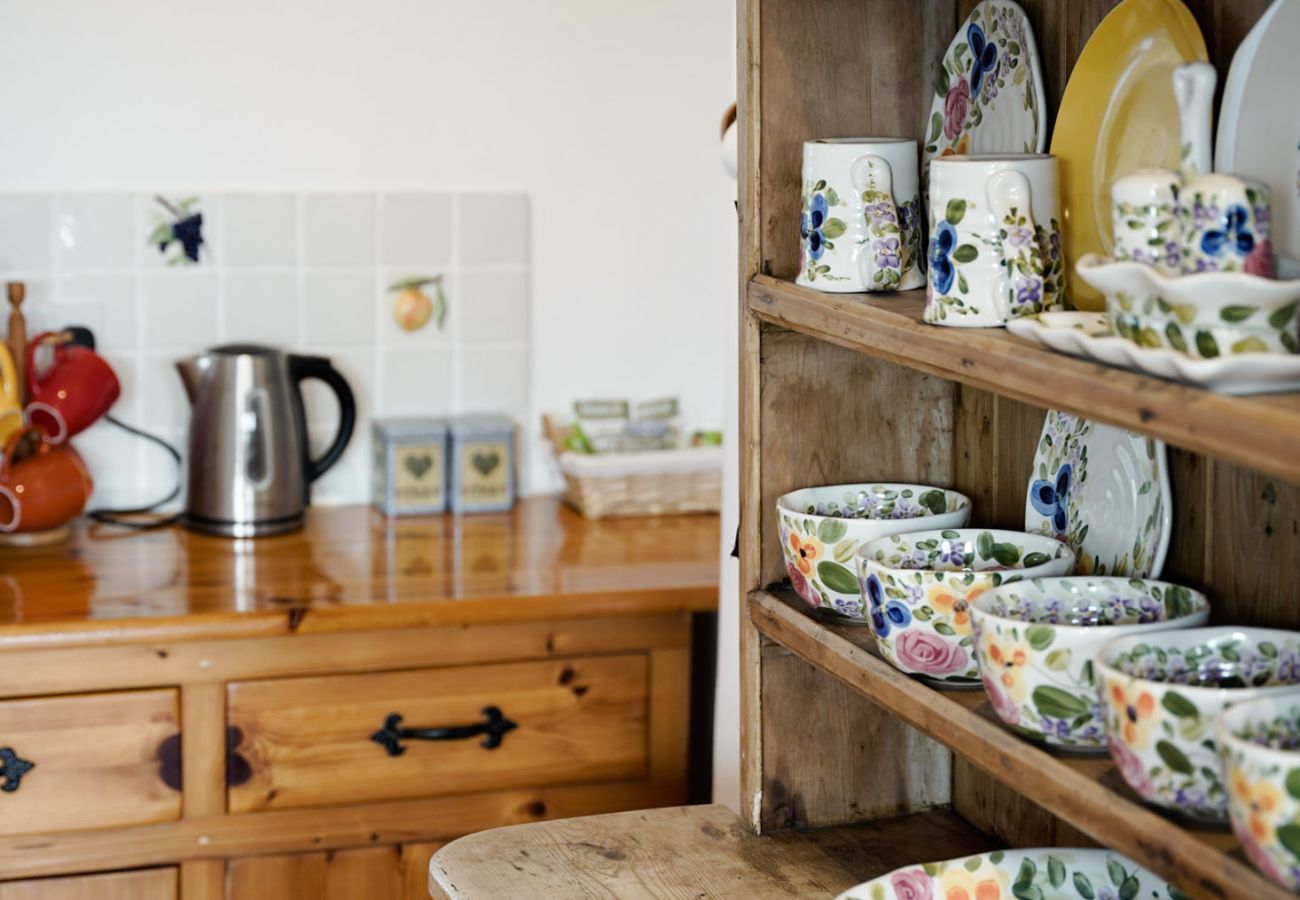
left=175, top=344, right=355, bottom=537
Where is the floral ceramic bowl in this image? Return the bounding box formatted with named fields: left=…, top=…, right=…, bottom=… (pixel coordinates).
left=832, top=847, right=1190, bottom=900
left=857, top=529, right=1075, bottom=686
left=1217, top=690, right=1300, bottom=890
left=971, top=577, right=1209, bottom=751
left=1077, top=253, right=1300, bottom=358
left=777, top=483, right=971, bottom=619
left=1096, top=627, right=1300, bottom=820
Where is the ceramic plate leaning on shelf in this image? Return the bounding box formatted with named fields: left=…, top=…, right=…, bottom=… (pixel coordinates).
left=833, top=848, right=1187, bottom=900
left=1050, top=0, right=1207, bottom=310
left=1216, top=0, right=1300, bottom=268
left=1025, top=409, right=1171, bottom=578
left=921, top=1, right=1046, bottom=182
left=1007, top=311, right=1300, bottom=395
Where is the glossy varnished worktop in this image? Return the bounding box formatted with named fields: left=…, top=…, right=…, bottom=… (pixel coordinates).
left=0, top=498, right=720, bottom=647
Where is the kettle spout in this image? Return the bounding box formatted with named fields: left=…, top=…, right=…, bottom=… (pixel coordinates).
left=174, top=355, right=210, bottom=404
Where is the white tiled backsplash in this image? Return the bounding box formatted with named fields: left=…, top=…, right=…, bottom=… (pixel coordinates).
left=1, top=191, right=531, bottom=509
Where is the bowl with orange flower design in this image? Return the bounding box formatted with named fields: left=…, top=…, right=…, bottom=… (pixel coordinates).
left=1096, top=628, right=1300, bottom=821
left=970, top=578, right=1208, bottom=752
left=776, top=483, right=971, bottom=619
left=1217, top=690, right=1300, bottom=890
left=857, top=529, right=1074, bottom=687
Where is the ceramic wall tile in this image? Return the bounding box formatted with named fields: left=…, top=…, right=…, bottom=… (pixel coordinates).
left=51, top=274, right=137, bottom=351
left=379, top=268, right=454, bottom=342
left=300, top=348, right=373, bottom=436
left=380, top=192, right=452, bottom=265
left=457, top=343, right=530, bottom=420
left=377, top=346, right=454, bottom=417
left=0, top=194, right=52, bottom=271
left=75, top=420, right=142, bottom=510
left=302, top=193, right=374, bottom=266
left=140, top=193, right=216, bottom=269
left=309, top=425, right=372, bottom=506
left=134, top=426, right=186, bottom=513
left=459, top=269, right=528, bottom=343
left=301, top=271, right=376, bottom=345
left=222, top=272, right=298, bottom=345
left=140, top=272, right=219, bottom=350
left=136, top=353, right=192, bottom=431
left=100, top=351, right=140, bottom=423
left=458, top=194, right=529, bottom=265
left=53, top=194, right=135, bottom=270
left=222, top=192, right=296, bottom=266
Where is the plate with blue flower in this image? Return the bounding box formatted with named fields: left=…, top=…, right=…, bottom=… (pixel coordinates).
left=921, top=0, right=1047, bottom=178
left=1024, top=409, right=1172, bottom=578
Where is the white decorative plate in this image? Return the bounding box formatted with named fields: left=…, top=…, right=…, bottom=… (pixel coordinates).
left=1025, top=409, right=1171, bottom=578
left=1007, top=311, right=1300, bottom=395
left=921, top=1, right=1046, bottom=177
left=1216, top=0, right=1300, bottom=267
left=834, top=848, right=1187, bottom=900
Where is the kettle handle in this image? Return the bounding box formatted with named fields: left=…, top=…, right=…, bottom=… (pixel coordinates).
left=288, top=355, right=356, bottom=482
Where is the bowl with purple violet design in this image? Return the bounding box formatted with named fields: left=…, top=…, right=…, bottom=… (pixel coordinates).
left=776, top=483, right=971, bottom=619
left=1096, top=627, right=1300, bottom=822
left=857, top=528, right=1075, bottom=687
left=970, top=577, right=1209, bottom=752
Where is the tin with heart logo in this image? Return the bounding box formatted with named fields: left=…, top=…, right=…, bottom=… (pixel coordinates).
left=449, top=415, right=516, bottom=514
left=372, top=418, right=449, bottom=516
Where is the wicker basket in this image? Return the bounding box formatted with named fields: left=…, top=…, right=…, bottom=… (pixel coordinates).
left=542, top=416, right=722, bottom=518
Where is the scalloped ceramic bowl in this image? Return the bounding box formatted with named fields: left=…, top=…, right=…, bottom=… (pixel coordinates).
left=1096, top=627, right=1300, bottom=821
left=776, top=483, right=971, bottom=619
left=1216, top=690, right=1300, bottom=891
left=856, top=529, right=1075, bottom=687
left=1076, top=253, right=1300, bottom=358
left=970, top=577, right=1209, bottom=751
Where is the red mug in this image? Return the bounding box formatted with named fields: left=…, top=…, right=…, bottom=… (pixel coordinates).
left=25, top=333, right=120, bottom=441
left=0, top=433, right=93, bottom=533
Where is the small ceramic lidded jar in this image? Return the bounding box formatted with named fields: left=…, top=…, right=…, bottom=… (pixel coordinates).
left=372, top=418, right=449, bottom=516
left=448, top=415, right=516, bottom=514
left=1179, top=173, right=1274, bottom=275
left=1111, top=169, right=1183, bottom=275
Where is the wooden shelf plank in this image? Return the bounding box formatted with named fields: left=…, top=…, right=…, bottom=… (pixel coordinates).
left=747, top=275, right=1300, bottom=485
left=749, top=588, right=1290, bottom=900
left=429, top=804, right=999, bottom=899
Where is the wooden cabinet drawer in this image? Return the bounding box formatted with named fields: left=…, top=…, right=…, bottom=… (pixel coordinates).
left=228, top=654, right=649, bottom=813
left=0, top=868, right=176, bottom=900
left=0, top=689, right=180, bottom=835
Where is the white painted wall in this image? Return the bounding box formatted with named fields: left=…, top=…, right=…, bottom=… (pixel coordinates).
left=0, top=0, right=737, bottom=495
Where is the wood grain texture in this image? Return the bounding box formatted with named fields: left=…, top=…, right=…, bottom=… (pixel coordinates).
left=228, top=655, right=649, bottom=814
left=179, top=862, right=223, bottom=900
left=428, top=805, right=997, bottom=900
left=226, top=846, right=406, bottom=900
left=0, top=869, right=176, bottom=900
left=0, top=689, right=180, bottom=836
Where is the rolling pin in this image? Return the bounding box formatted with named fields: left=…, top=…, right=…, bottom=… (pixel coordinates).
left=7, top=282, right=25, bottom=403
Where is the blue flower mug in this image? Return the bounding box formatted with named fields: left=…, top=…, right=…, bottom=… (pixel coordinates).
left=1179, top=173, right=1273, bottom=276
left=925, top=153, right=1064, bottom=327
left=797, top=138, right=924, bottom=293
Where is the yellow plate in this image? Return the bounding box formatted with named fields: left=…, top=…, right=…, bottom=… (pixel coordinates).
left=1051, top=0, right=1206, bottom=310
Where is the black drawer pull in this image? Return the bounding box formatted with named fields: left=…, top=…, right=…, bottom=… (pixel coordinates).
left=370, top=706, right=517, bottom=757
left=0, top=747, right=33, bottom=793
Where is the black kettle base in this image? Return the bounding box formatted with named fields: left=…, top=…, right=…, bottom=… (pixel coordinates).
left=181, top=511, right=305, bottom=538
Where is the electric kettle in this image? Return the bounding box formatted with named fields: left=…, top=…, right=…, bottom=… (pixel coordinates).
left=175, top=345, right=355, bottom=537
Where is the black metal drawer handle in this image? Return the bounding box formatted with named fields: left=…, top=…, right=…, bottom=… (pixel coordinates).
left=0, top=747, right=34, bottom=793
left=370, top=706, right=517, bottom=757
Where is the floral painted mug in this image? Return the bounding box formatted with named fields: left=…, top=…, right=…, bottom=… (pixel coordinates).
left=925, top=153, right=1064, bottom=326
left=797, top=138, right=924, bottom=293
left=1180, top=173, right=1273, bottom=276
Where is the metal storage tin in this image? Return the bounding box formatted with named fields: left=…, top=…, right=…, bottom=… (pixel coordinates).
left=448, top=415, right=516, bottom=513
left=372, top=418, right=449, bottom=516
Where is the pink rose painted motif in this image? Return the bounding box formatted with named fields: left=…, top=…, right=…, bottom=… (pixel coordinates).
left=943, top=80, right=970, bottom=140
left=1108, top=733, right=1155, bottom=798
left=1234, top=819, right=1289, bottom=885
left=1244, top=238, right=1275, bottom=277
left=894, top=629, right=969, bottom=676
left=982, top=673, right=1019, bottom=726
left=788, top=563, right=818, bottom=608
left=890, top=868, right=933, bottom=900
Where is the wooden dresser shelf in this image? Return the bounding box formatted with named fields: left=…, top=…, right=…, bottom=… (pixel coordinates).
left=749, top=589, right=1291, bottom=900
left=747, top=275, right=1300, bottom=485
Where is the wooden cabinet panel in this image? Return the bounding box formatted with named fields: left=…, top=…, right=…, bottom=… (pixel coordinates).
left=0, top=689, right=180, bottom=835
left=226, top=844, right=442, bottom=900
left=0, top=868, right=176, bottom=900
left=228, top=655, right=649, bottom=813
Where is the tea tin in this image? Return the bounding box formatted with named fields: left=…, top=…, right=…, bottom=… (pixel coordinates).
left=448, top=415, right=516, bottom=514
left=372, top=418, right=448, bottom=516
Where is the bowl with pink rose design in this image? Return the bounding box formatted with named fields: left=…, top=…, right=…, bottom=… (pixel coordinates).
left=857, top=528, right=1075, bottom=687
left=831, top=847, right=1185, bottom=900
left=970, top=577, right=1209, bottom=751
left=1096, top=627, right=1300, bottom=822
left=777, top=483, right=971, bottom=619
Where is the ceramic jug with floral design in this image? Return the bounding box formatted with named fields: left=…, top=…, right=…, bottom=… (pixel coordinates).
left=925, top=153, right=1065, bottom=327
left=797, top=138, right=924, bottom=293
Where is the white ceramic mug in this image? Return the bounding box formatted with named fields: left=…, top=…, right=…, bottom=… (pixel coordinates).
left=1111, top=169, right=1183, bottom=275
left=925, top=153, right=1064, bottom=327
left=797, top=138, right=924, bottom=293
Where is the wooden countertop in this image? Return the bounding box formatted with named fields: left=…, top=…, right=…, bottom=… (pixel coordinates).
left=0, top=498, right=720, bottom=648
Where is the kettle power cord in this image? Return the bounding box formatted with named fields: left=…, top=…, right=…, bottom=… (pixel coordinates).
left=85, top=415, right=183, bottom=530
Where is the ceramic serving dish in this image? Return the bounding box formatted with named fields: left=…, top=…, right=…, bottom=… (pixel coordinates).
left=1096, top=627, right=1300, bottom=820
left=970, top=577, right=1209, bottom=750
left=857, top=528, right=1075, bottom=687
left=833, top=847, right=1190, bottom=900
left=777, top=484, right=971, bottom=618
left=1077, top=253, right=1300, bottom=358
left=1217, top=690, right=1300, bottom=891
